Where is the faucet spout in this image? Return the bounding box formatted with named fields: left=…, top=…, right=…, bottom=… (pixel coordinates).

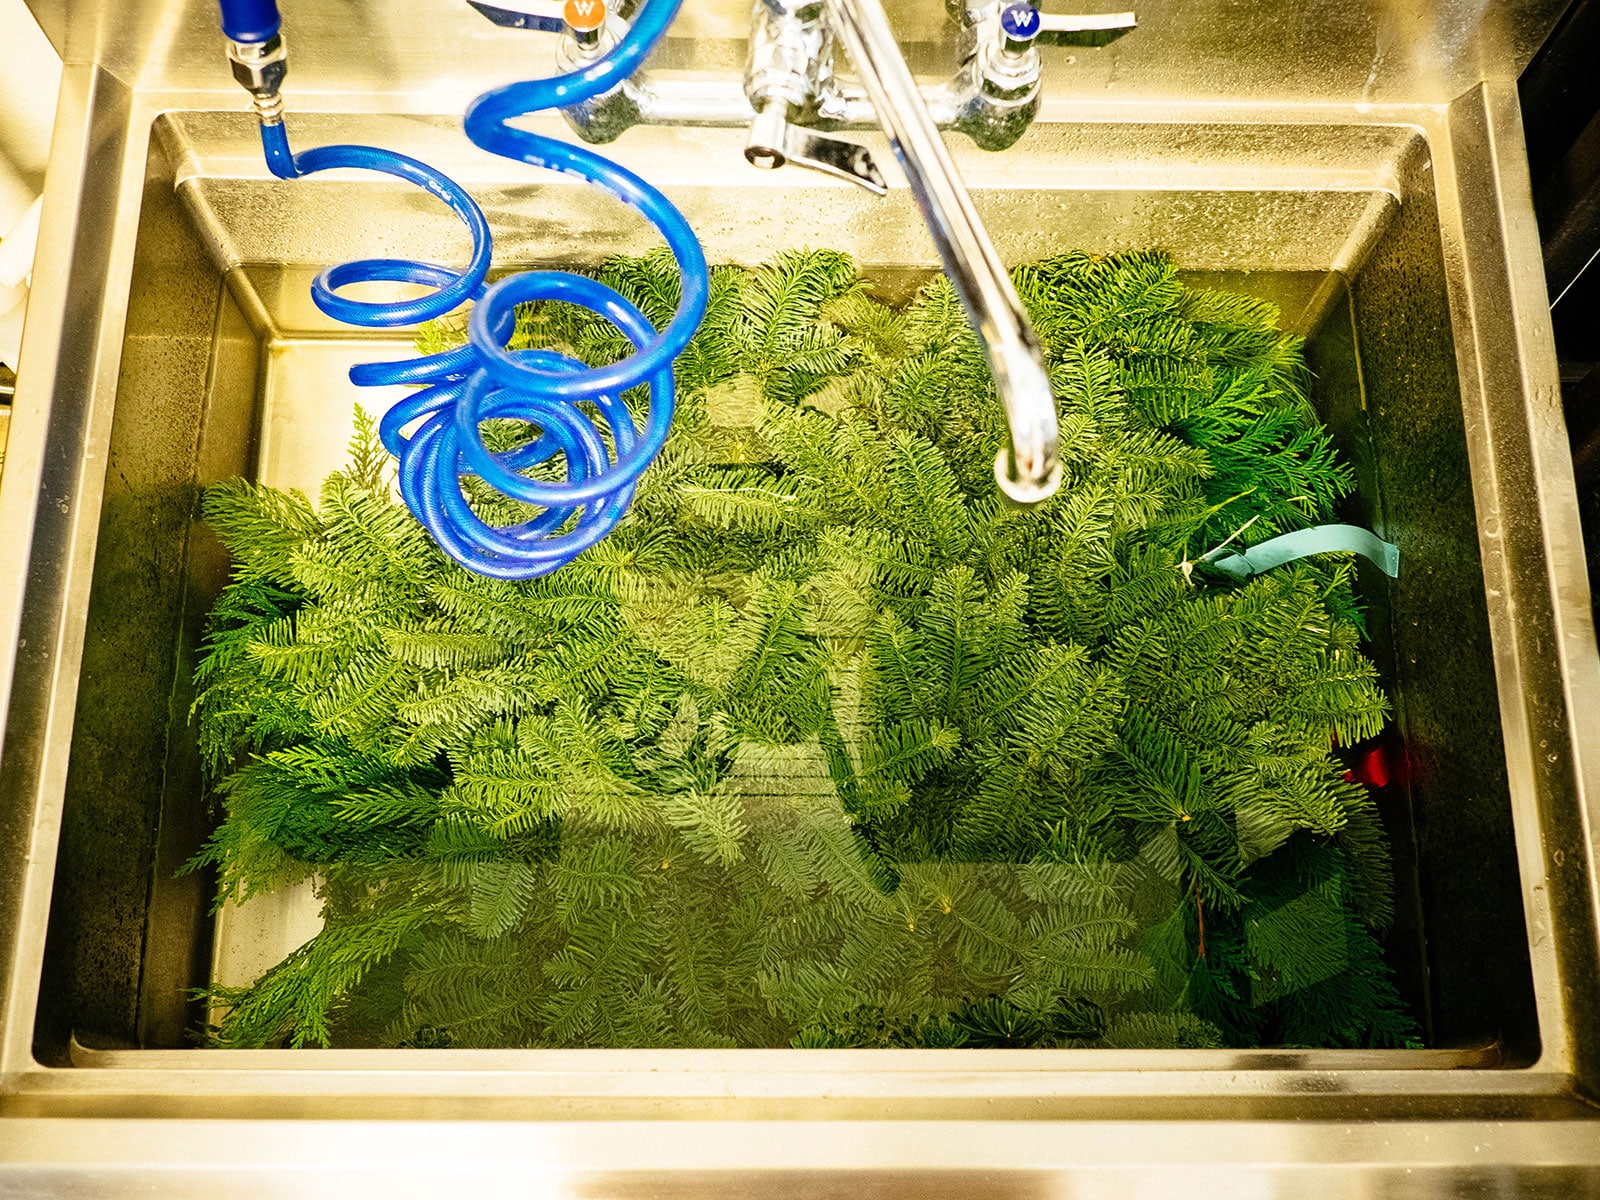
left=824, top=0, right=1061, bottom=505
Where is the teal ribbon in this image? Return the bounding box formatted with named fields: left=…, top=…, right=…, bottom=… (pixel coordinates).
left=1203, top=524, right=1400, bottom=580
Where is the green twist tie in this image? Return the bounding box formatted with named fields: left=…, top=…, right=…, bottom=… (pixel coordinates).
left=1203, top=524, right=1399, bottom=581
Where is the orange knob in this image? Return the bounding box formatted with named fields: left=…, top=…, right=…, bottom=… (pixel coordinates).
left=563, top=0, right=607, bottom=32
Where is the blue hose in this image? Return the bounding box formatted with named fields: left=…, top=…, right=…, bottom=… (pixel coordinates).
left=228, top=0, right=708, bottom=580
left=218, top=0, right=279, bottom=41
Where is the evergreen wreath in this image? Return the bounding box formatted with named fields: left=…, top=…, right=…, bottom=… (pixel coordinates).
left=188, top=247, right=1418, bottom=1051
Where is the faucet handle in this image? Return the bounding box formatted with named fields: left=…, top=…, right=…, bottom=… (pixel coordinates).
left=999, top=3, right=1136, bottom=49
left=744, top=100, right=889, bottom=195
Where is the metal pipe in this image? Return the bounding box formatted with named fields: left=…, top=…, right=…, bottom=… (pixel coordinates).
left=825, top=0, right=1061, bottom=504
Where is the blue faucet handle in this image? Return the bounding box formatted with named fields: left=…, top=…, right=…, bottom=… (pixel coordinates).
left=999, top=3, right=1042, bottom=42
left=1001, top=4, right=1137, bottom=49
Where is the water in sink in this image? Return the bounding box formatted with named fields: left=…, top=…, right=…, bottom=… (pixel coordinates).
left=187, top=247, right=1419, bottom=1051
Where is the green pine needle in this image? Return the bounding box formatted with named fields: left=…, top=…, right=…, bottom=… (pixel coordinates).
left=189, top=248, right=1415, bottom=1053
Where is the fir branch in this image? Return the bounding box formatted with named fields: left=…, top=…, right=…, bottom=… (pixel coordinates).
left=190, top=247, right=1413, bottom=1053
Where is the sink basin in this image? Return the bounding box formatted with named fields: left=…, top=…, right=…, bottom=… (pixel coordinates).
left=0, top=57, right=1597, bottom=1188
left=21, top=108, right=1537, bottom=1056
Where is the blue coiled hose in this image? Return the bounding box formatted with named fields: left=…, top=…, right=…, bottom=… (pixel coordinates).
left=222, top=0, right=708, bottom=579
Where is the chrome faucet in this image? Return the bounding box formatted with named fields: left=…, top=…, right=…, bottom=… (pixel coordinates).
left=776, top=0, right=1064, bottom=501
left=473, top=0, right=1136, bottom=504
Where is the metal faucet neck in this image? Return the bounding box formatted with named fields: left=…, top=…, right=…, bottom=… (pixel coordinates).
left=822, top=0, right=1062, bottom=503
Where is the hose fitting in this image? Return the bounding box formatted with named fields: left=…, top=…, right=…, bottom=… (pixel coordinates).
left=227, top=33, right=288, bottom=124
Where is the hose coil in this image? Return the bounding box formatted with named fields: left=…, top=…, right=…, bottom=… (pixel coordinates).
left=253, top=1, right=707, bottom=579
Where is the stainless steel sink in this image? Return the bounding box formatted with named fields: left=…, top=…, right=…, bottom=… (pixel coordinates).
left=1, top=0, right=1598, bottom=1190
